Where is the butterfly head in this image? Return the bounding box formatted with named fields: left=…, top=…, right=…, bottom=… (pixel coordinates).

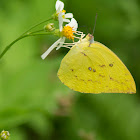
left=86, top=34, right=94, bottom=44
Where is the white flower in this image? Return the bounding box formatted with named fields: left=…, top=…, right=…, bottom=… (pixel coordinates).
left=55, top=0, right=73, bottom=31
left=41, top=18, right=81, bottom=60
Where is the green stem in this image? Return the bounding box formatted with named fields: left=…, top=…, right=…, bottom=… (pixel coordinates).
left=0, top=32, right=53, bottom=59
left=0, top=35, right=28, bottom=59
left=28, top=29, right=44, bottom=34
left=30, top=32, right=53, bottom=36
left=20, top=17, right=53, bottom=36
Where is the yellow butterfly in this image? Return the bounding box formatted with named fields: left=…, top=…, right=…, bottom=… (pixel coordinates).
left=57, top=34, right=136, bottom=94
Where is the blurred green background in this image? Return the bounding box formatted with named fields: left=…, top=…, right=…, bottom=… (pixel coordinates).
left=0, top=0, right=140, bottom=140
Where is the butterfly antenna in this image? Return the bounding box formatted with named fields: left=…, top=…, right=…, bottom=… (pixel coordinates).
left=92, top=13, right=98, bottom=35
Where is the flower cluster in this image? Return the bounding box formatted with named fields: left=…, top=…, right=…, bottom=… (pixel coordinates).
left=41, top=0, right=85, bottom=59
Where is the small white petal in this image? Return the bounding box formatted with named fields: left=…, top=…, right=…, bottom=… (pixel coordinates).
left=67, top=18, right=75, bottom=26
left=1, top=134, right=5, bottom=137
left=65, top=13, right=73, bottom=19
left=55, top=0, right=64, bottom=12
left=82, top=34, right=86, bottom=38
left=41, top=38, right=62, bottom=59
left=67, top=18, right=78, bottom=31
left=56, top=37, right=66, bottom=50
left=58, top=12, right=63, bottom=31
left=7, top=132, right=10, bottom=136
left=71, top=18, right=78, bottom=30
left=73, top=23, right=78, bottom=31
left=63, top=18, right=70, bottom=23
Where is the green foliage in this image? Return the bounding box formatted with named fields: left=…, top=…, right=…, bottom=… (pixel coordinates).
left=0, top=0, right=140, bottom=140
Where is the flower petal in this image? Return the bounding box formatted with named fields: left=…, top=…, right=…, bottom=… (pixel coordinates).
left=55, top=0, right=64, bottom=12
left=82, top=34, right=86, bottom=38
left=65, top=13, right=73, bottom=19
left=41, top=38, right=62, bottom=59
left=67, top=18, right=78, bottom=31
left=63, top=18, right=70, bottom=23
left=58, top=12, right=64, bottom=31
left=56, top=37, right=66, bottom=50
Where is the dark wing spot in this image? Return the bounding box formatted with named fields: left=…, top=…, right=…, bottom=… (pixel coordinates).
left=71, top=69, right=74, bottom=72
left=99, top=74, right=105, bottom=77
left=88, top=79, right=92, bottom=81
left=95, top=80, right=101, bottom=84
left=110, top=77, right=114, bottom=80
left=99, top=65, right=106, bottom=67
left=93, top=69, right=96, bottom=72
left=81, top=52, right=87, bottom=56
left=88, top=67, right=92, bottom=71
left=109, top=64, right=113, bottom=67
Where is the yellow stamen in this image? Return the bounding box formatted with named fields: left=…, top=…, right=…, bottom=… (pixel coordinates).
left=62, top=15, right=65, bottom=19
left=62, top=26, right=76, bottom=40
left=62, top=10, right=66, bottom=13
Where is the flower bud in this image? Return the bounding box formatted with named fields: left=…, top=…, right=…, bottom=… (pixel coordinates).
left=0, top=130, right=10, bottom=140
left=44, top=23, right=55, bottom=32
left=53, top=29, right=61, bottom=37
left=52, top=13, right=58, bottom=21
